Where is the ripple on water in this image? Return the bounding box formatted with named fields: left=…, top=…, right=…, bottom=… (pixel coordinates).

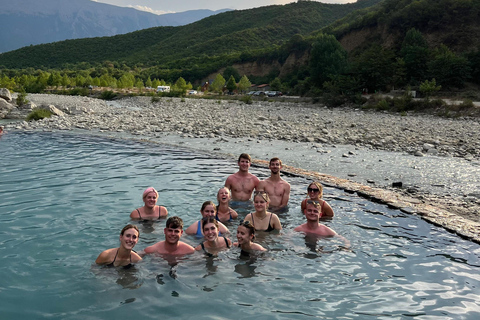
left=1, top=132, right=479, bottom=319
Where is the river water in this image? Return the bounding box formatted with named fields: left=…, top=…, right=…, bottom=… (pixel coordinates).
left=1, top=132, right=479, bottom=319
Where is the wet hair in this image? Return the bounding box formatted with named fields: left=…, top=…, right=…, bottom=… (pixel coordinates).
left=238, top=153, right=252, bottom=163
left=120, top=224, right=139, bottom=237
left=239, top=220, right=255, bottom=239
left=202, top=216, right=219, bottom=231
left=305, top=200, right=322, bottom=210
left=166, top=216, right=183, bottom=229
left=253, top=190, right=270, bottom=203
left=142, top=187, right=158, bottom=200
left=269, top=157, right=282, bottom=166
left=308, top=182, right=324, bottom=198
left=201, top=201, right=217, bottom=213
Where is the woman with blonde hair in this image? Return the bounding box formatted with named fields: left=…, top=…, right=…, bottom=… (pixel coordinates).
left=243, top=191, right=281, bottom=232
left=300, top=182, right=334, bottom=218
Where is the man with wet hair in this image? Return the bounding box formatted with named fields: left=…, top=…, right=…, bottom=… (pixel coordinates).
left=225, top=153, right=260, bottom=201
left=141, top=216, right=195, bottom=255
left=257, top=157, right=290, bottom=208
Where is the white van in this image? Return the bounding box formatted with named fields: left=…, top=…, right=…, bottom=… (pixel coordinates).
left=156, top=86, right=170, bottom=93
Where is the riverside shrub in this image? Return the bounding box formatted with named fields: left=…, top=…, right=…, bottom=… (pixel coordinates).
left=26, top=109, right=53, bottom=121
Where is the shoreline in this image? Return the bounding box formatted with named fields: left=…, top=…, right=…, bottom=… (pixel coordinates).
left=3, top=93, right=480, bottom=243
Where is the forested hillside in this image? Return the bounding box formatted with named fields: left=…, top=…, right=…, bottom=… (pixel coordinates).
left=0, top=0, right=382, bottom=69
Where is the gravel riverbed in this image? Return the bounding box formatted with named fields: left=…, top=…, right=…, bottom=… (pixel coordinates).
left=3, top=94, right=480, bottom=242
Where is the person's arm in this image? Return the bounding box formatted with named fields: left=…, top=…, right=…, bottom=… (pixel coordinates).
left=256, top=180, right=265, bottom=191
left=300, top=199, right=307, bottom=212
left=322, top=200, right=334, bottom=218
left=95, top=249, right=111, bottom=265
left=218, top=221, right=230, bottom=234
left=225, top=175, right=233, bottom=189
left=230, top=208, right=238, bottom=219
left=272, top=213, right=282, bottom=230
left=143, top=244, right=157, bottom=255
left=184, top=221, right=198, bottom=235
left=281, top=183, right=291, bottom=207
left=160, top=206, right=168, bottom=217
left=253, top=175, right=260, bottom=190
left=130, top=208, right=140, bottom=219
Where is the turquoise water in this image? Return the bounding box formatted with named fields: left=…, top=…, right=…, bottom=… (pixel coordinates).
left=1, top=132, right=479, bottom=319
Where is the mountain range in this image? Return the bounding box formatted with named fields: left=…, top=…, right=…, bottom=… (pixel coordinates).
left=0, top=0, right=229, bottom=53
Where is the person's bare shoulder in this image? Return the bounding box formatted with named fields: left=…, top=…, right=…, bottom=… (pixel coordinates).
left=130, top=208, right=141, bottom=219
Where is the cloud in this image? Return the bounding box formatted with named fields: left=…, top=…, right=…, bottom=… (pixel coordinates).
left=127, top=5, right=174, bottom=15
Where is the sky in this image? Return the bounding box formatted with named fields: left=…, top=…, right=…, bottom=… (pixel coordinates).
left=92, top=0, right=355, bottom=15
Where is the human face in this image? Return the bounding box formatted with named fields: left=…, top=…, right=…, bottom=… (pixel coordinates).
left=203, top=222, right=219, bottom=242
left=120, top=228, right=139, bottom=249
left=217, top=188, right=230, bottom=203
left=201, top=204, right=216, bottom=218
left=144, top=192, right=158, bottom=208
left=254, top=194, right=268, bottom=212
left=304, top=203, right=321, bottom=221
left=307, top=184, right=320, bottom=199
left=269, top=160, right=281, bottom=174
left=164, top=227, right=183, bottom=244
left=236, top=225, right=253, bottom=245
left=238, top=158, right=251, bottom=172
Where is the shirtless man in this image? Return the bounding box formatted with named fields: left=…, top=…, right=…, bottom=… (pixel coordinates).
left=295, top=200, right=337, bottom=236
left=257, top=157, right=290, bottom=208
left=141, top=216, right=195, bottom=256
left=225, top=153, right=260, bottom=201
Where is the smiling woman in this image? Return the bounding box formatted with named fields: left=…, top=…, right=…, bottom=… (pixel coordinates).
left=95, top=224, right=142, bottom=267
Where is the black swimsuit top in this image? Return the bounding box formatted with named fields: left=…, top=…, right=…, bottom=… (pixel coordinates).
left=137, top=206, right=161, bottom=219
left=200, top=236, right=231, bottom=256
left=250, top=213, right=275, bottom=232
left=107, top=249, right=133, bottom=268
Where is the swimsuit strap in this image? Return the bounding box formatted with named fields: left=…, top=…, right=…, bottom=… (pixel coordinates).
left=112, top=249, right=119, bottom=264
left=223, top=236, right=230, bottom=248
left=157, top=206, right=161, bottom=219
left=250, top=213, right=255, bottom=226
left=136, top=208, right=142, bottom=219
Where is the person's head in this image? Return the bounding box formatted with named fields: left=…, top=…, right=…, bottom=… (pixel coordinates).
left=164, top=216, right=184, bottom=243
left=236, top=220, right=255, bottom=244
left=142, top=187, right=159, bottom=206
left=0, top=126, right=3, bottom=133
left=253, top=191, right=270, bottom=212
left=119, top=224, right=140, bottom=248
left=238, top=153, right=252, bottom=172
left=307, top=182, right=323, bottom=199
left=269, top=157, right=282, bottom=174
left=200, top=201, right=216, bottom=218
left=202, top=216, right=219, bottom=240
left=304, top=200, right=322, bottom=221
left=217, top=187, right=232, bottom=204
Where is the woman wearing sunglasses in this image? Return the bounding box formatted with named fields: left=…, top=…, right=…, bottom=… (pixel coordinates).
left=243, top=191, right=282, bottom=232
left=234, top=220, right=266, bottom=252
left=300, top=182, right=334, bottom=218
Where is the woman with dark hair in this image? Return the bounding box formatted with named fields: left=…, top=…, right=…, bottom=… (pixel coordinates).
left=95, top=224, right=142, bottom=267
left=300, top=182, right=334, bottom=218
left=195, top=217, right=232, bottom=255
left=185, top=201, right=229, bottom=236
left=243, top=191, right=281, bottom=232
left=234, top=220, right=266, bottom=252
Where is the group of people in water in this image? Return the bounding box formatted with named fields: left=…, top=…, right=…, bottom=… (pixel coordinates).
left=96, top=154, right=344, bottom=268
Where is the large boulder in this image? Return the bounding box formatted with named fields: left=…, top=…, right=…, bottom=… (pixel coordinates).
left=0, top=88, right=12, bottom=102
left=41, top=104, right=65, bottom=117
left=0, top=97, right=15, bottom=119
left=5, top=101, right=37, bottom=119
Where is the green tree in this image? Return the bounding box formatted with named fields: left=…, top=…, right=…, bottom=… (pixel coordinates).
left=226, top=75, right=237, bottom=93
left=210, top=74, right=226, bottom=93
left=352, top=45, right=396, bottom=92
left=270, top=77, right=282, bottom=91
left=309, top=34, right=348, bottom=88
left=237, top=75, right=252, bottom=93
left=223, top=66, right=241, bottom=82
left=400, top=28, right=429, bottom=85
left=173, top=77, right=188, bottom=94
left=145, top=77, right=153, bottom=88
left=427, top=45, right=471, bottom=89
left=419, top=78, right=441, bottom=100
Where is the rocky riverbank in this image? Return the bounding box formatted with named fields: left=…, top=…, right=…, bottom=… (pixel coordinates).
left=2, top=93, right=480, bottom=242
